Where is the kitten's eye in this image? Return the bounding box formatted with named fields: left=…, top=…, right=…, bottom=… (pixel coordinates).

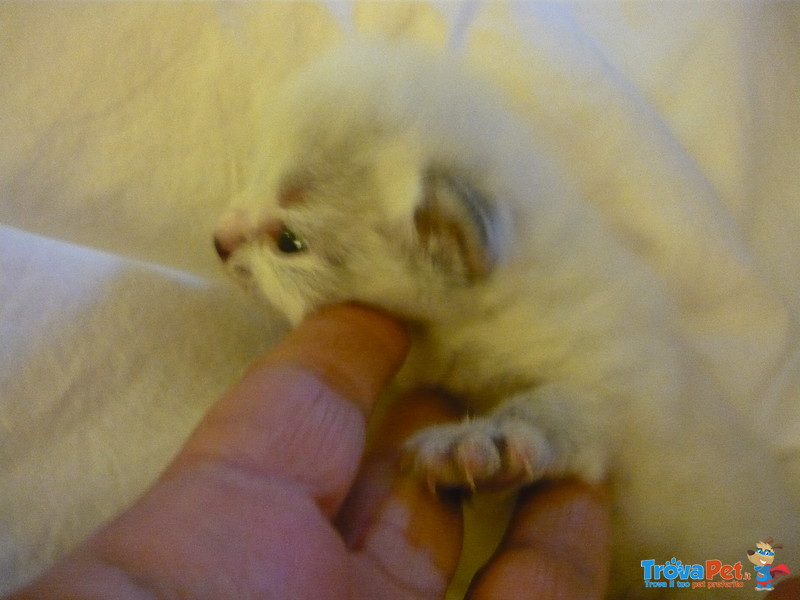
left=276, top=226, right=308, bottom=254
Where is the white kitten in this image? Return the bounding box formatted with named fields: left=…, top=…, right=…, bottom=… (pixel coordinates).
left=214, top=41, right=796, bottom=598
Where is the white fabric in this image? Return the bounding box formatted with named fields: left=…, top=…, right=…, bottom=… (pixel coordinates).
left=1, top=2, right=798, bottom=592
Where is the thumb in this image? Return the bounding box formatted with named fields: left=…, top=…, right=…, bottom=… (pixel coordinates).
left=166, top=303, right=410, bottom=515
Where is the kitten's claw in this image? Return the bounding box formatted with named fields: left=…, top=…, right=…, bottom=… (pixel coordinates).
left=404, top=419, right=549, bottom=492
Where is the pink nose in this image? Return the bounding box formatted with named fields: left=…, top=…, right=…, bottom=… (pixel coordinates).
left=213, top=232, right=240, bottom=262
left=213, top=212, right=249, bottom=261
left=213, top=214, right=283, bottom=261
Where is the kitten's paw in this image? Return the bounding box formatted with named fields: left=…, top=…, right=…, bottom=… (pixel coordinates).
left=403, top=419, right=551, bottom=493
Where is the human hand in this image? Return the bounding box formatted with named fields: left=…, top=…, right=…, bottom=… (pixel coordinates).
left=11, top=304, right=610, bottom=600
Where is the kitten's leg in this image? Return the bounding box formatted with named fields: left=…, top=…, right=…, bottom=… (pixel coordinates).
left=404, top=384, right=607, bottom=492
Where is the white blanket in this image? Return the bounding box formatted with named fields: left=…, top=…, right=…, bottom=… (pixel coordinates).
left=2, top=2, right=799, bottom=592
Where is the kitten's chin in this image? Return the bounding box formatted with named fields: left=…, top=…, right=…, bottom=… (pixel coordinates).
left=284, top=307, right=310, bottom=328
left=241, top=281, right=307, bottom=328
left=258, top=294, right=309, bottom=328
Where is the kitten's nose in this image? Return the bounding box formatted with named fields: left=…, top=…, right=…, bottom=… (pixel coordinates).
left=214, top=213, right=282, bottom=261
left=213, top=212, right=248, bottom=262
left=213, top=224, right=247, bottom=262
left=213, top=234, right=234, bottom=261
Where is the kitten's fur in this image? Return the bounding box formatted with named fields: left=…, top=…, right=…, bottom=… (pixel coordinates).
left=215, top=41, right=795, bottom=598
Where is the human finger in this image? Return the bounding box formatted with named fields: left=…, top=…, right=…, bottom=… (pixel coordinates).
left=338, top=388, right=466, bottom=598
left=467, top=480, right=610, bottom=600
left=166, top=303, right=411, bottom=515
left=262, top=303, right=411, bottom=412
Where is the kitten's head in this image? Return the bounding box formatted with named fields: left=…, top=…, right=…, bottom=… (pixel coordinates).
left=213, top=43, right=511, bottom=325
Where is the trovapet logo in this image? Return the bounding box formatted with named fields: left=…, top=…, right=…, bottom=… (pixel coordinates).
left=641, top=539, right=792, bottom=592
left=640, top=558, right=750, bottom=590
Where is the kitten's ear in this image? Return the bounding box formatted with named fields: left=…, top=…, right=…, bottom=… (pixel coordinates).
left=414, top=170, right=501, bottom=282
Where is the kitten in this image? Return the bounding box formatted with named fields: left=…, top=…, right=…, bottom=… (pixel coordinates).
left=214, top=41, right=795, bottom=597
